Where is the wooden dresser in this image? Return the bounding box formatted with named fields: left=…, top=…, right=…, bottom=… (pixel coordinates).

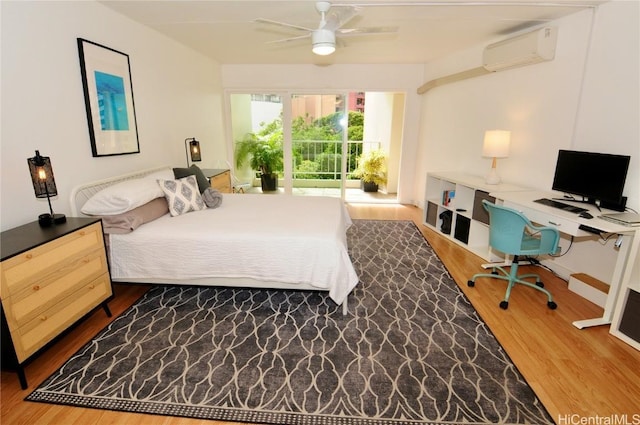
left=0, top=218, right=113, bottom=388
left=202, top=168, right=232, bottom=193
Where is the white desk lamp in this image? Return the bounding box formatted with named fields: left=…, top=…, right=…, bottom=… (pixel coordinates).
left=482, top=130, right=511, bottom=185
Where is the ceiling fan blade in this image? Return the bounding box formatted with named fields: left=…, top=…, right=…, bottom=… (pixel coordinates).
left=323, top=6, right=359, bottom=31
left=254, top=18, right=313, bottom=33
left=265, top=34, right=311, bottom=44
left=337, top=26, right=399, bottom=36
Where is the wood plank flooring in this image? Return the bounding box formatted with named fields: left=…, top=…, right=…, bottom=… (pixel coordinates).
left=2, top=203, right=638, bottom=425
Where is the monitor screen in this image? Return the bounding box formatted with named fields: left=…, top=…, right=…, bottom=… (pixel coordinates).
left=552, top=150, right=630, bottom=205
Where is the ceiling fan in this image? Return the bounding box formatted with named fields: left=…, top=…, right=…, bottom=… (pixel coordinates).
left=255, top=1, right=398, bottom=56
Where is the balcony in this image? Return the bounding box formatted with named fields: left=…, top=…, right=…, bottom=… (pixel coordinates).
left=240, top=140, right=396, bottom=203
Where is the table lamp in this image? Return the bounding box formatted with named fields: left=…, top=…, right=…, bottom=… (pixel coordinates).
left=27, top=150, right=66, bottom=226
left=185, top=137, right=201, bottom=167
left=482, top=130, right=511, bottom=185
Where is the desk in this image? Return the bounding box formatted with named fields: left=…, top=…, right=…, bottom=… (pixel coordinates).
left=491, top=190, right=640, bottom=331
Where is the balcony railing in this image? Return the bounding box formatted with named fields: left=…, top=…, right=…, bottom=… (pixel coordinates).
left=291, top=140, right=380, bottom=181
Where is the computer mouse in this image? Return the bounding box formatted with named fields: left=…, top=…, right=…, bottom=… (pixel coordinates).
left=579, top=212, right=593, bottom=219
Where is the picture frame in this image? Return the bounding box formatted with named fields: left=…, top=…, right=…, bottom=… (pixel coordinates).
left=77, top=38, right=140, bottom=157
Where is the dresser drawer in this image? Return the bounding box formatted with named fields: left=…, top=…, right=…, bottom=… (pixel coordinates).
left=0, top=222, right=105, bottom=298
left=210, top=170, right=231, bottom=193
left=5, top=249, right=108, bottom=328
left=12, top=273, right=111, bottom=362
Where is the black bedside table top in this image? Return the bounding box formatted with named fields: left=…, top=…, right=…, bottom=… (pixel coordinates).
left=1, top=217, right=101, bottom=262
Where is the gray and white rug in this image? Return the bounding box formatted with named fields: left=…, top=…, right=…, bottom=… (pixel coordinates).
left=27, top=220, right=552, bottom=424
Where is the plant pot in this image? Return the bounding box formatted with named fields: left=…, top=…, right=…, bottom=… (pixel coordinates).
left=260, top=173, right=278, bottom=192
left=362, top=181, right=379, bottom=193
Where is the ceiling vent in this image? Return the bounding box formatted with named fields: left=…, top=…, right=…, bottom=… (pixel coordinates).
left=483, top=27, right=558, bottom=72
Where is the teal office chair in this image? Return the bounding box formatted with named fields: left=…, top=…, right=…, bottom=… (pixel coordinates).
left=467, top=200, right=560, bottom=310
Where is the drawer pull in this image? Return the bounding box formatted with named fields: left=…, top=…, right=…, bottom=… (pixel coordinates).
left=89, top=284, right=95, bottom=289
left=548, top=221, right=561, bottom=227
left=33, top=285, right=40, bottom=291
left=25, top=253, right=33, bottom=259
left=40, top=315, right=47, bottom=321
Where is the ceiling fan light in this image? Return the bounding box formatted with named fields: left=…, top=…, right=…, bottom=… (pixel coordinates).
left=313, top=42, right=335, bottom=55
left=312, top=29, right=336, bottom=55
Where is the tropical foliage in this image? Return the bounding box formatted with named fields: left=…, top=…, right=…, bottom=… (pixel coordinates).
left=351, top=149, right=388, bottom=186
left=235, top=111, right=366, bottom=180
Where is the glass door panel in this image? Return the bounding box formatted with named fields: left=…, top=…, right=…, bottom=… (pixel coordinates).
left=229, top=93, right=284, bottom=194
left=290, top=94, right=346, bottom=197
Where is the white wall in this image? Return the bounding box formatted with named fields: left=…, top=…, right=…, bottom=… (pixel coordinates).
left=221, top=64, right=425, bottom=203
left=414, top=1, right=639, bottom=213
left=0, top=0, right=226, bottom=231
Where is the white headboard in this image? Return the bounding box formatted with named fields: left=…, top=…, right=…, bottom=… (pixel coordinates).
left=70, top=166, right=172, bottom=216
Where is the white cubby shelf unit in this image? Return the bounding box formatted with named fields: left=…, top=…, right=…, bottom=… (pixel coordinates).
left=423, top=172, right=528, bottom=262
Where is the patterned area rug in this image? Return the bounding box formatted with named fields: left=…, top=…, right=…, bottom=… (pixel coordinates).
left=27, top=220, right=552, bottom=424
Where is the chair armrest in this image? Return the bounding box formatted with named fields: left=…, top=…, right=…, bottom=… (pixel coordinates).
left=526, top=223, right=560, bottom=255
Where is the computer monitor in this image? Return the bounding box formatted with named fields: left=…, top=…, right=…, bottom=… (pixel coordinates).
left=552, top=150, right=630, bottom=207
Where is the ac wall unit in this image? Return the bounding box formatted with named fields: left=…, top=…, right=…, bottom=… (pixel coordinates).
left=483, top=27, right=558, bottom=72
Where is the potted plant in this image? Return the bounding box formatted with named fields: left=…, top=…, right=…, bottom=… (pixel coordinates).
left=234, top=133, right=283, bottom=192
left=351, top=149, right=387, bottom=192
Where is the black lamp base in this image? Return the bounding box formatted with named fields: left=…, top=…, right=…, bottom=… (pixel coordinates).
left=38, top=213, right=67, bottom=227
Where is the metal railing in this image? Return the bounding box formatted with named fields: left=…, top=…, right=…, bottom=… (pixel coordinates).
left=291, top=140, right=380, bottom=181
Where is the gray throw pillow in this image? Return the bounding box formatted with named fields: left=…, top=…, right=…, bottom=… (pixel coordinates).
left=173, top=164, right=209, bottom=194
left=202, top=187, right=223, bottom=209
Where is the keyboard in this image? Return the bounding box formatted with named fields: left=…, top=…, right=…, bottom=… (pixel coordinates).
left=534, top=198, right=589, bottom=214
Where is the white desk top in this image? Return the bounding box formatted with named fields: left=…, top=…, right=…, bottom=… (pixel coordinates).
left=428, top=171, right=529, bottom=193
left=492, top=190, right=635, bottom=236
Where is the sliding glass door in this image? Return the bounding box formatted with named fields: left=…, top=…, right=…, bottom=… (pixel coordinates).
left=227, top=91, right=403, bottom=202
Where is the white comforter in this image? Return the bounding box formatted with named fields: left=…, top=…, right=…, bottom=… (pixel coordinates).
left=108, top=194, right=359, bottom=305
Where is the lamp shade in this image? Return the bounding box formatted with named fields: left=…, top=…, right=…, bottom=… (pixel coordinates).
left=27, top=150, right=66, bottom=225
left=185, top=138, right=201, bottom=166
left=27, top=150, right=58, bottom=198
left=482, top=130, right=511, bottom=158
left=189, top=140, right=201, bottom=162
left=312, top=29, right=336, bottom=56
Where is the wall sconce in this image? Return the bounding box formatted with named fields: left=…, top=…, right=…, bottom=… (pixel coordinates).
left=482, top=130, right=511, bottom=185
left=185, top=137, right=201, bottom=167
left=27, top=150, right=66, bottom=226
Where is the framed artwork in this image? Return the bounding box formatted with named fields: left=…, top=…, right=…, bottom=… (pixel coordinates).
left=77, top=38, right=140, bottom=157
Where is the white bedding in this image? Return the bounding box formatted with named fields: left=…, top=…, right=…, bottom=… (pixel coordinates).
left=108, top=194, right=359, bottom=306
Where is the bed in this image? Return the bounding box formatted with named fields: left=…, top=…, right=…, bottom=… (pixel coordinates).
left=70, top=166, right=359, bottom=314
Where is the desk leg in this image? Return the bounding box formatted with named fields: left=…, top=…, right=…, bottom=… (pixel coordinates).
left=572, top=232, right=638, bottom=329
left=481, top=249, right=511, bottom=269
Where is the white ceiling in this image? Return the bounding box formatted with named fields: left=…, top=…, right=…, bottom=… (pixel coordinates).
left=99, top=0, right=605, bottom=65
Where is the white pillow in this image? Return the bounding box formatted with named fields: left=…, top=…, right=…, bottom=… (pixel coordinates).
left=81, top=168, right=173, bottom=216
left=158, top=175, right=206, bottom=217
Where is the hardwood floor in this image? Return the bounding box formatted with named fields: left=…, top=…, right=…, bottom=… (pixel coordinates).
left=2, top=203, right=638, bottom=424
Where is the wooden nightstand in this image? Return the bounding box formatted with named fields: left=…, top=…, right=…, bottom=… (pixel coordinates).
left=202, top=168, right=232, bottom=193
left=0, top=218, right=113, bottom=389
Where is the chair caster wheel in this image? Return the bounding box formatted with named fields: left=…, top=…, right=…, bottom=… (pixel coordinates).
left=499, top=301, right=509, bottom=309
left=548, top=301, right=557, bottom=310
left=467, top=280, right=475, bottom=287
left=536, top=281, right=544, bottom=288
left=491, top=270, right=499, bottom=275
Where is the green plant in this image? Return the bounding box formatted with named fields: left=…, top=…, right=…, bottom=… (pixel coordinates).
left=234, top=133, right=283, bottom=176
left=351, top=149, right=387, bottom=186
